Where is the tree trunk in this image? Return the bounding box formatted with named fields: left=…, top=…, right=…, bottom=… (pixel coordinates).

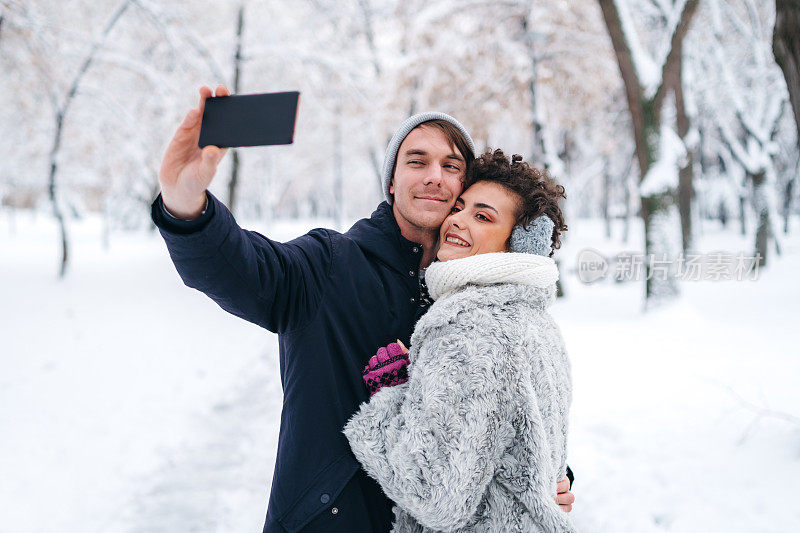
left=523, top=15, right=545, bottom=164
left=555, top=259, right=564, bottom=298
left=697, top=126, right=709, bottom=232
left=357, top=0, right=381, bottom=76
left=622, top=179, right=631, bottom=243
left=528, top=72, right=546, bottom=163
left=49, top=112, right=69, bottom=278
left=228, top=150, right=240, bottom=214
left=560, top=131, right=573, bottom=176
left=369, top=145, right=384, bottom=202
left=603, top=157, right=612, bottom=239
left=622, top=153, right=635, bottom=243
left=677, top=153, right=694, bottom=250
left=333, top=102, right=344, bottom=230
left=672, top=37, right=694, bottom=253
left=641, top=192, right=679, bottom=303
left=774, top=0, right=800, bottom=153
left=785, top=177, right=795, bottom=233
left=227, top=4, right=245, bottom=214
left=739, top=193, right=747, bottom=236
left=752, top=170, right=769, bottom=266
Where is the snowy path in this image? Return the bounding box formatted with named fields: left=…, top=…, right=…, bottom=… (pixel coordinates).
left=113, top=348, right=281, bottom=533
left=0, top=213, right=290, bottom=532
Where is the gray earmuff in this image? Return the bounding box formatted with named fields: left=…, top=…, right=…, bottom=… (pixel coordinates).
left=509, top=215, right=555, bottom=256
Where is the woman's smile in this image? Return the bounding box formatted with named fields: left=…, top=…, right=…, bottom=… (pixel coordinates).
left=443, top=233, right=471, bottom=247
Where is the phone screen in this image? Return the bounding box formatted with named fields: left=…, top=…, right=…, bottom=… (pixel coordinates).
left=198, top=91, right=300, bottom=148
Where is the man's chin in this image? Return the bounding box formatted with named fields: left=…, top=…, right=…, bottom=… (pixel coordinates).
left=412, top=210, right=450, bottom=231
left=395, top=198, right=452, bottom=231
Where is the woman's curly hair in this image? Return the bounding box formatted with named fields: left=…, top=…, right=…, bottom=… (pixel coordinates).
left=465, top=149, right=567, bottom=253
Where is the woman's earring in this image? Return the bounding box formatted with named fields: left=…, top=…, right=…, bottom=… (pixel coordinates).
left=509, top=215, right=554, bottom=256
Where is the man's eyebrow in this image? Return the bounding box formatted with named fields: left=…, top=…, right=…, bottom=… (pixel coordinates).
left=402, top=149, right=464, bottom=163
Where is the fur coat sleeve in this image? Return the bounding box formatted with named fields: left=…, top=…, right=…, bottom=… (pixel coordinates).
left=343, top=304, right=520, bottom=531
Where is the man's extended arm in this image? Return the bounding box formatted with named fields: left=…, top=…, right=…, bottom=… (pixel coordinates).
left=151, top=189, right=334, bottom=334
left=152, top=86, right=333, bottom=333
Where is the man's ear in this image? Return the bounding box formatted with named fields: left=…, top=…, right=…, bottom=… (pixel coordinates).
left=389, top=179, right=394, bottom=196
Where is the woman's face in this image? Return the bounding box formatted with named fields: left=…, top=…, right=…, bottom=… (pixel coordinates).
left=436, top=181, right=520, bottom=262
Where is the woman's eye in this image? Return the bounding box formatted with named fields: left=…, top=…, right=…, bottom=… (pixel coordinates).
left=477, top=214, right=490, bottom=221
left=450, top=206, right=461, bottom=214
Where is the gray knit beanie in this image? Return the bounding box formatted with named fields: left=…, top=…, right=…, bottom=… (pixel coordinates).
left=382, top=112, right=476, bottom=204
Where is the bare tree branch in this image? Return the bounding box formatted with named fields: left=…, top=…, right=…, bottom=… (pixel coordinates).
left=597, top=0, right=648, bottom=175
left=721, top=0, right=754, bottom=40
left=711, top=379, right=800, bottom=428
left=652, top=0, right=699, bottom=118
left=357, top=0, right=381, bottom=76
left=48, top=0, right=135, bottom=278
left=717, top=124, right=755, bottom=174
left=133, top=0, right=226, bottom=81
left=769, top=98, right=788, bottom=142
left=645, top=0, right=669, bottom=22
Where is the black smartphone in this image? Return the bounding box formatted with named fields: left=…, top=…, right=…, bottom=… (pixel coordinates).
left=198, top=91, right=300, bottom=148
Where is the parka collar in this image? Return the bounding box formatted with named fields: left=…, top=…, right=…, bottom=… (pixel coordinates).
left=345, top=201, right=424, bottom=275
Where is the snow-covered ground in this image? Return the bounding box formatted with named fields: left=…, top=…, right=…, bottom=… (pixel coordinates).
left=1, top=209, right=799, bottom=532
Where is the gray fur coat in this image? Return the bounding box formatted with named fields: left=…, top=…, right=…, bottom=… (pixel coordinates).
left=343, top=252, right=575, bottom=532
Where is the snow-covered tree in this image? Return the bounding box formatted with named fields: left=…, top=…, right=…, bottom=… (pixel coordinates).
left=773, top=0, right=800, bottom=153
left=597, top=0, right=699, bottom=305
left=695, top=0, right=790, bottom=266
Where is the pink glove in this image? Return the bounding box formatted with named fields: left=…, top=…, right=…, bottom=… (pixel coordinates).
left=362, top=341, right=410, bottom=396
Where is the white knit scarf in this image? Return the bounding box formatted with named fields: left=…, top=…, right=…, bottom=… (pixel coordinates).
left=424, top=252, right=559, bottom=301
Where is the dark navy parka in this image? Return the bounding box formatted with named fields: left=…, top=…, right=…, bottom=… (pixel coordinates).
left=151, top=190, right=432, bottom=532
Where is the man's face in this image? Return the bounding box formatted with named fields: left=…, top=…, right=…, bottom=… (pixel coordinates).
left=390, top=125, right=467, bottom=233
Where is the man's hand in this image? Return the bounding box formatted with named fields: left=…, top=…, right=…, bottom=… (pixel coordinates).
left=158, top=85, right=230, bottom=219
left=555, top=475, right=574, bottom=512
